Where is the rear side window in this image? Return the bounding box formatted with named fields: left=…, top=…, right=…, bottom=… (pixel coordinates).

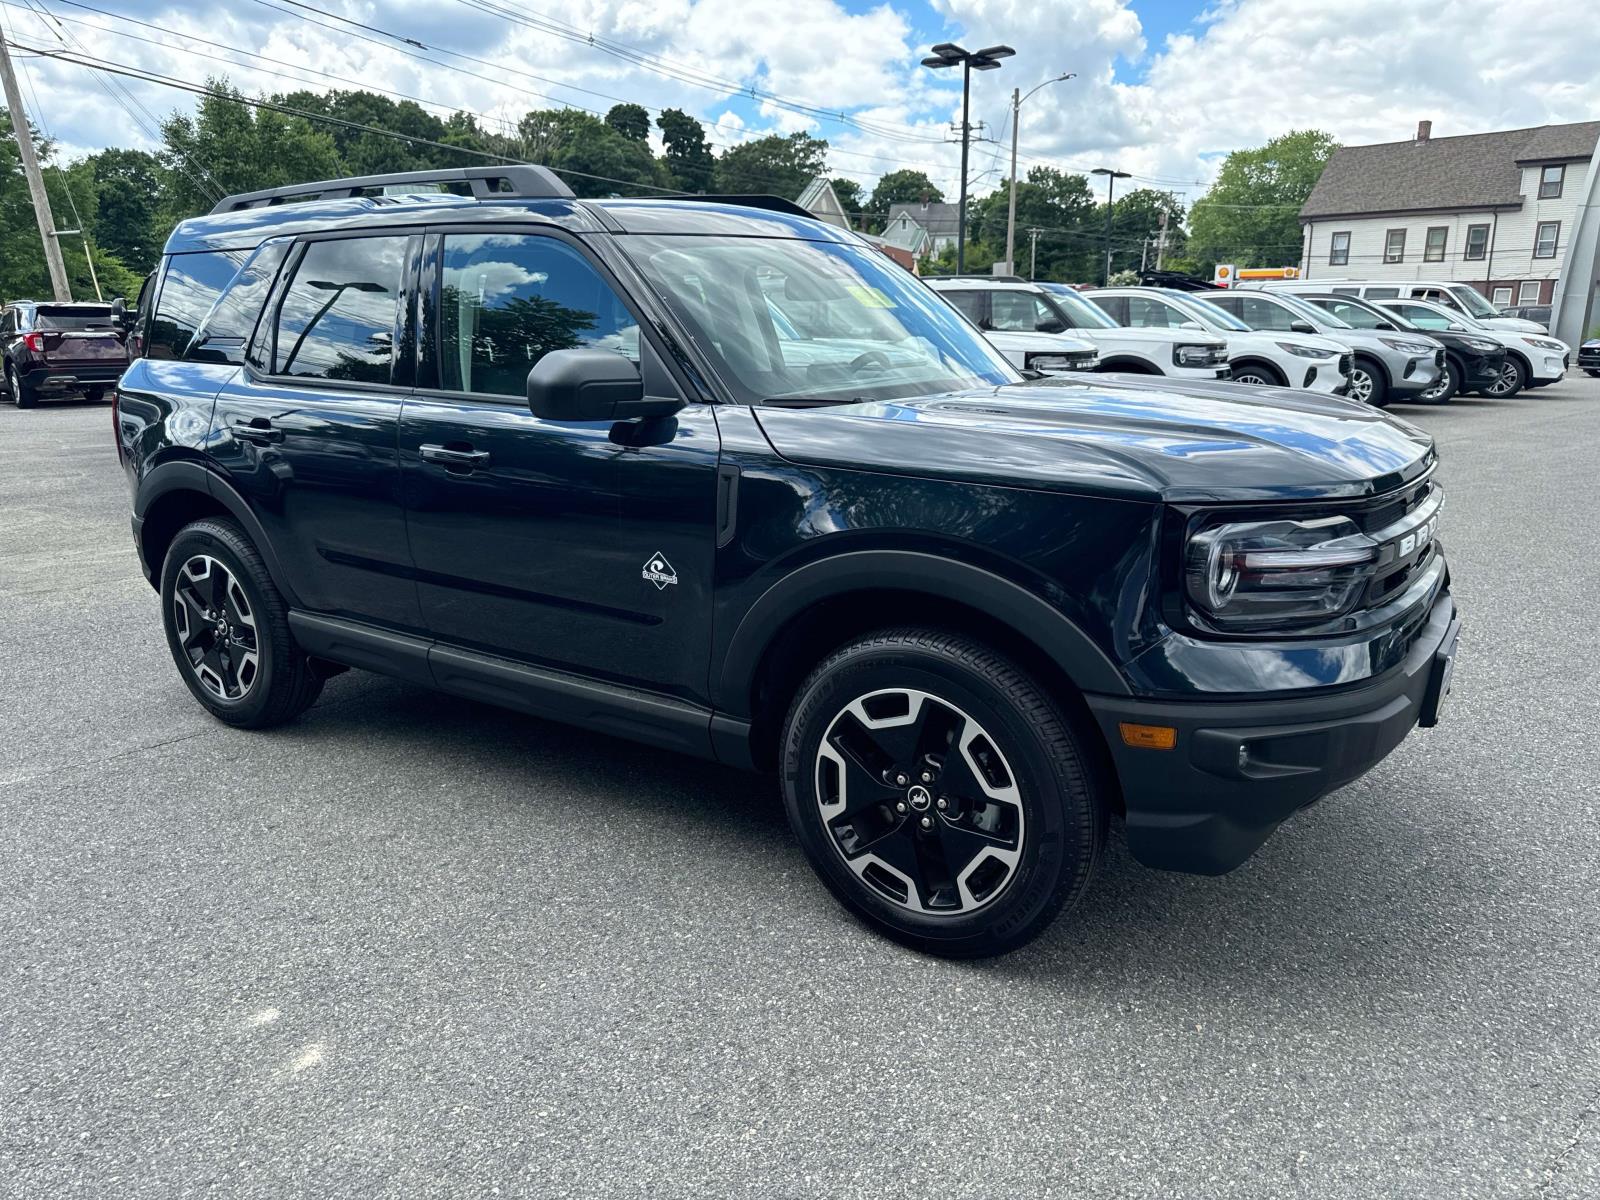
left=1238, top=296, right=1296, bottom=332
left=1363, top=287, right=1399, bottom=300
left=273, top=236, right=408, bottom=383
left=1125, top=297, right=1181, bottom=328
left=1089, top=295, right=1128, bottom=324
left=148, top=250, right=249, bottom=359
left=941, top=290, right=987, bottom=325
left=190, top=243, right=288, bottom=365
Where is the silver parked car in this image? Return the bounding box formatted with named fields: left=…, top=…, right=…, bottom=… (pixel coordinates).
left=1203, top=289, right=1444, bottom=407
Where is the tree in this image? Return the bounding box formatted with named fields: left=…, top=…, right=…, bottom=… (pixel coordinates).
left=85, top=149, right=163, bottom=274
left=866, top=169, right=943, bottom=231
left=713, top=132, right=827, bottom=198
left=657, top=108, right=713, bottom=193
left=605, top=103, right=651, bottom=142
left=830, top=177, right=864, bottom=220
left=968, top=167, right=1098, bottom=281
left=517, top=108, right=667, bottom=197
left=1187, top=129, right=1337, bottom=272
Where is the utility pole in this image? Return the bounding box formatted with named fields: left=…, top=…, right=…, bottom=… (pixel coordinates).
left=0, top=25, right=71, bottom=301
left=1156, top=209, right=1168, bottom=271
left=1005, top=73, right=1073, bottom=277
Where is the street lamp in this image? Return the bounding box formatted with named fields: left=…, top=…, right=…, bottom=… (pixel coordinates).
left=1091, top=167, right=1132, bottom=286
left=1005, top=72, right=1074, bottom=277
left=921, top=41, right=1014, bottom=273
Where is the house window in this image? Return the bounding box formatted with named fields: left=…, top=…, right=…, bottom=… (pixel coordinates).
left=1383, top=229, right=1406, bottom=263
left=1534, top=221, right=1560, bottom=259
left=1492, top=285, right=1513, bottom=306
left=1517, top=281, right=1541, bottom=305
left=1464, top=224, right=1490, bottom=261
left=1328, top=231, right=1350, bottom=266
left=1538, top=164, right=1565, bottom=199
left=1424, top=227, right=1448, bottom=263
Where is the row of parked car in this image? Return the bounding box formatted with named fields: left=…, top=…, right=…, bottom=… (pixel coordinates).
left=924, top=275, right=1577, bottom=406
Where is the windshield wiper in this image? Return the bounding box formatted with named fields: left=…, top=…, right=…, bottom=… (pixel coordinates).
left=763, top=395, right=874, bottom=408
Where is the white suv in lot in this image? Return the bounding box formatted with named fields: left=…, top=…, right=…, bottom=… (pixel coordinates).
left=1252, top=279, right=1547, bottom=333
left=921, top=279, right=1098, bottom=376
left=1370, top=297, right=1571, bottom=396
left=921, top=276, right=1228, bottom=380
left=925, top=277, right=1230, bottom=381
left=1089, top=287, right=1352, bottom=395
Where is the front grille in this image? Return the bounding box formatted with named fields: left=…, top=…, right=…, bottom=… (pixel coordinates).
left=1339, top=352, right=1354, bottom=378
left=1354, top=475, right=1442, bottom=611
left=1065, top=351, right=1098, bottom=370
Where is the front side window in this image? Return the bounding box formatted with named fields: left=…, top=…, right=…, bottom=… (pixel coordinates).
left=440, top=234, right=640, bottom=398
left=1238, top=295, right=1297, bottom=332
left=148, top=250, right=249, bottom=360
left=1328, top=231, right=1350, bottom=266
left=274, top=235, right=407, bottom=383
left=1424, top=227, right=1448, bottom=263
left=1534, top=221, right=1560, bottom=259
left=989, top=291, right=1061, bottom=333
left=940, top=290, right=988, bottom=326
left=1464, top=224, right=1490, bottom=261
left=1044, top=287, right=1117, bottom=330
left=1517, top=280, right=1541, bottom=305
left=1538, top=164, right=1565, bottom=199
left=1384, top=229, right=1406, bottom=263
left=622, top=234, right=1017, bottom=405
left=1448, top=285, right=1503, bottom=319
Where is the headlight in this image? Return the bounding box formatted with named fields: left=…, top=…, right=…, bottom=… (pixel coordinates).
left=1025, top=351, right=1097, bottom=371
left=1463, top=338, right=1502, bottom=353
left=1185, top=515, right=1379, bottom=630
left=1275, top=341, right=1337, bottom=359
left=1524, top=336, right=1567, bottom=352
left=1379, top=337, right=1437, bottom=354
left=1173, top=343, right=1220, bottom=367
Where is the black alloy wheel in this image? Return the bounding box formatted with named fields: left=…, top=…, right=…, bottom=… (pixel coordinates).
left=1418, top=358, right=1458, bottom=404
left=781, top=629, right=1105, bottom=958
left=1484, top=356, right=1525, bottom=398
left=171, top=554, right=261, bottom=702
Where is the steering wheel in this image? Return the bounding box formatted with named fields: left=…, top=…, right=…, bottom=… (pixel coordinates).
left=850, top=349, right=894, bottom=373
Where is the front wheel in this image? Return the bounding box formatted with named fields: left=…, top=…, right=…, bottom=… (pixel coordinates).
left=1418, top=358, right=1459, bottom=404
left=160, top=517, right=323, bottom=728
left=1483, top=356, right=1525, bottom=398
left=1347, top=357, right=1387, bottom=406
left=780, top=629, right=1106, bottom=958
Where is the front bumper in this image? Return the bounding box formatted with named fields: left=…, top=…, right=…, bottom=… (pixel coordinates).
left=1528, top=352, right=1568, bottom=384
left=1086, top=588, right=1460, bottom=875
left=1386, top=350, right=1444, bottom=398
left=1577, top=347, right=1600, bottom=370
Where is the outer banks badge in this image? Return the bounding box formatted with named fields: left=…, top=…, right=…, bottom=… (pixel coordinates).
left=643, top=553, right=678, bottom=590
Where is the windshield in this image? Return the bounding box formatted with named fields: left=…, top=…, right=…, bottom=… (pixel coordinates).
left=1164, top=292, right=1251, bottom=332
left=1041, top=285, right=1117, bottom=330
left=622, top=234, right=1019, bottom=404
left=1448, top=285, right=1502, bottom=319
left=1275, top=291, right=1351, bottom=329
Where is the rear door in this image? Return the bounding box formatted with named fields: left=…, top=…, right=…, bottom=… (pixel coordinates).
left=399, top=227, right=720, bottom=700
left=211, top=230, right=422, bottom=631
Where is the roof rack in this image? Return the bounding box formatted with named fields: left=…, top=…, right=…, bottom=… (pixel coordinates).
left=926, top=273, right=1029, bottom=283
left=208, top=165, right=574, bottom=214
left=650, top=193, right=817, bottom=220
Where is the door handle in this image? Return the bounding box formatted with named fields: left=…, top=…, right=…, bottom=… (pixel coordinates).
left=231, top=417, right=283, bottom=443
left=420, top=444, right=491, bottom=470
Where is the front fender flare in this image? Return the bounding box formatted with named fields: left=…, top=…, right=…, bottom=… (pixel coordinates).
left=715, top=549, right=1131, bottom=713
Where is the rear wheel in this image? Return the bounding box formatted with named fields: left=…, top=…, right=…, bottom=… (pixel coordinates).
left=6, top=363, right=37, bottom=408
left=160, top=517, right=323, bottom=728
left=780, top=629, right=1106, bottom=958
left=85, top=387, right=107, bottom=404
left=1418, top=357, right=1459, bottom=404
left=1483, top=356, right=1525, bottom=398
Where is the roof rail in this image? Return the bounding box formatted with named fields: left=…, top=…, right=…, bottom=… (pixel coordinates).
left=208, top=165, right=574, bottom=214
left=650, top=193, right=817, bottom=220
left=927, top=273, right=1029, bottom=283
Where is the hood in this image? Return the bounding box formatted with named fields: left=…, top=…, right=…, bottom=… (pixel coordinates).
left=1484, top=316, right=1547, bottom=333
left=982, top=329, right=1098, bottom=355
left=753, top=378, right=1435, bottom=504
left=1091, top=326, right=1227, bottom=349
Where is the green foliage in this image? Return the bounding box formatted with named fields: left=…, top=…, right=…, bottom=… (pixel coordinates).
left=1187, top=129, right=1337, bottom=272
left=866, top=170, right=943, bottom=232
left=657, top=108, right=714, bottom=193
left=829, top=177, right=865, bottom=218
left=713, top=133, right=828, bottom=197
left=517, top=108, right=667, bottom=197
left=605, top=104, right=651, bottom=142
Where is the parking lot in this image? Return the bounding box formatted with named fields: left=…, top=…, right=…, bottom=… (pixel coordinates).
left=2, top=377, right=1598, bottom=1198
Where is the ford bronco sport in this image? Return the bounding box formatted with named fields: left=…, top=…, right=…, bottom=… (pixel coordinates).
left=115, top=167, right=1461, bottom=957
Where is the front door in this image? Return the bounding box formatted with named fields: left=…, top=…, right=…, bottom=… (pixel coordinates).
left=399, top=229, right=720, bottom=702
left=210, top=231, right=423, bottom=632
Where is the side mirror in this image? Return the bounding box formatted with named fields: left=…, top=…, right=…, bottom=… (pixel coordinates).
left=1289, top=319, right=1316, bottom=334
left=1037, top=319, right=1066, bottom=334
left=526, top=348, right=681, bottom=422
left=1179, top=320, right=1205, bottom=331
left=110, top=296, right=132, bottom=331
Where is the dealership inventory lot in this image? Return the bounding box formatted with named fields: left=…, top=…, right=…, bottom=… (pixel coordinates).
left=3, top=382, right=1599, bottom=1197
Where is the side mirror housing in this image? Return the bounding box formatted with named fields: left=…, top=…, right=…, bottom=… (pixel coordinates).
left=1179, top=320, right=1206, bottom=331
left=526, top=348, right=681, bottom=422
left=1289, top=319, right=1317, bottom=334
left=110, top=296, right=132, bottom=332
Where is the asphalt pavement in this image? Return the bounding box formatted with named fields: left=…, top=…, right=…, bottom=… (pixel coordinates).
left=2, top=375, right=1598, bottom=1198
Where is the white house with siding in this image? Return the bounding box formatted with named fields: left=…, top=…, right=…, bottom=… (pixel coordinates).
left=1298, top=120, right=1600, bottom=343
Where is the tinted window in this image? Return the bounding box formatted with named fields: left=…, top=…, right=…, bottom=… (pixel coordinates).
left=1124, top=297, right=1183, bottom=328
left=148, top=250, right=248, bottom=360
left=989, top=291, right=1061, bottom=333
left=941, top=290, right=988, bottom=325
left=1088, top=294, right=1127, bottom=324
left=1237, top=295, right=1297, bottom=332
left=1364, top=287, right=1400, bottom=300
left=34, top=309, right=116, bottom=332
left=439, top=234, right=640, bottom=397
left=1391, top=304, right=1451, bottom=330
left=1313, top=298, right=1383, bottom=329
left=274, top=236, right=407, bottom=383
left=191, top=242, right=288, bottom=365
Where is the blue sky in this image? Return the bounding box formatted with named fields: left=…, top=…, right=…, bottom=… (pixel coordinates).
left=4, top=0, right=1597, bottom=206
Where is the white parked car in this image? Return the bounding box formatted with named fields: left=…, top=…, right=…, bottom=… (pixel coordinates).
left=1250, top=278, right=1547, bottom=333
left=921, top=278, right=1099, bottom=375
left=1369, top=297, right=1571, bottom=396
left=1088, top=287, right=1352, bottom=395
left=925, top=277, right=1231, bottom=381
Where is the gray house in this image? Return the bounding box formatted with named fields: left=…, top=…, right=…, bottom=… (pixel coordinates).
left=885, top=200, right=961, bottom=260
left=1299, top=120, right=1600, bottom=344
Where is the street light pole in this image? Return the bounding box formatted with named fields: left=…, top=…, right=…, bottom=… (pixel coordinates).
left=1091, top=167, right=1131, bottom=286
left=921, top=41, right=1015, bottom=275
left=1006, top=73, right=1073, bottom=276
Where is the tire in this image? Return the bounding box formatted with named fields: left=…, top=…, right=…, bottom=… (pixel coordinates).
left=1484, top=355, right=1526, bottom=398
left=85, top=387, right=106, bottom=404
left=7, top=363, right=38, bottom=408
left=780, top=628, right=1106, bottom=958
left=1347, top=356, right=1389, bottom=407
left=160, top=517, right=323, bottom=728
left=1418, top=357, right=1460, bottom=404
left=1585, top=369, right=1600, bottom=378
left=1229, top=360, right=1284, bottom=387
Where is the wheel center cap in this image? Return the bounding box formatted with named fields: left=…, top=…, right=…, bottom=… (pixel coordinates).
left=906, top=785, right=933, bottom=812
